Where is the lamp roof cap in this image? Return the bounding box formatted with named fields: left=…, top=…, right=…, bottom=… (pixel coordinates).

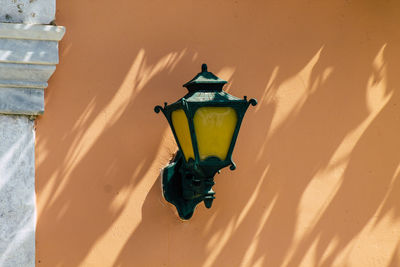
left=183, top=64, right=227, bottom=91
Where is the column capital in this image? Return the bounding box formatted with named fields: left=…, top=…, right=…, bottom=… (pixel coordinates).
left=0, top=23, right=65, bottom=115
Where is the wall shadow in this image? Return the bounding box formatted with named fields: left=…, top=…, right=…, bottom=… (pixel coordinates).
left=36, top=0, right=400, bottom=266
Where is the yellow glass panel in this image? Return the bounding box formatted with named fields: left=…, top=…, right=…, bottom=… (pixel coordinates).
left=194, top=107, right=237, bottom=161
left=171, top=109, right=195, bottom=161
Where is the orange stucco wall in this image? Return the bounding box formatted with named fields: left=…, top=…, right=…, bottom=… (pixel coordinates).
left=36, top=1, right=400, bottom=266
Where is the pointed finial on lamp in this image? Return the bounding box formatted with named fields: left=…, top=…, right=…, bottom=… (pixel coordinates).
left=201, top=63, right=207, bottom=72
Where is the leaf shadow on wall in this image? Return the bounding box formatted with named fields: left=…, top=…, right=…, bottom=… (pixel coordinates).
left=36, top=0, right=400, bottom=266
left=114, top=2, right=400, bottom=267
left=35, top=43, right=199, bottom=264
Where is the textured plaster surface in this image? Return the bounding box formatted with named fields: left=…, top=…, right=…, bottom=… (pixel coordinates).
left=0, top=0, right=55, bottom=24
left=36, top=1, right=400, bottom=267
left=0, top=115, right=35, bottom=267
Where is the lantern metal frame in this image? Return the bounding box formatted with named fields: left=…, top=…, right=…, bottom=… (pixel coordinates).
left=155, top=64, right=257, bottom=220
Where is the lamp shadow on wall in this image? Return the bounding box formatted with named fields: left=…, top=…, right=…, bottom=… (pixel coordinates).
left=36, top=0, right=400, bottom=266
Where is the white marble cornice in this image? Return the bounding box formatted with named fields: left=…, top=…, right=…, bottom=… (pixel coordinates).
left=0, top=22, right=65, bottom=115
left=0, top=23, right=64, bottom=40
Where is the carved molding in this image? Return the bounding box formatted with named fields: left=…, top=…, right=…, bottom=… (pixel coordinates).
left=0, top=22, right=65, bottom=115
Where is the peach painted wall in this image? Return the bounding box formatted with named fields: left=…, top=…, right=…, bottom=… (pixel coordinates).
left=36, top=0, right=400, bottom=266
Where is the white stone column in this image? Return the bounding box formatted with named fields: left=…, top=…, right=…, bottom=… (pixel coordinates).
left=0, top=0, right=64, bottom=265
left=0, top=115, right=35, bottom=266
left=0, top=0, right=55, bottom=24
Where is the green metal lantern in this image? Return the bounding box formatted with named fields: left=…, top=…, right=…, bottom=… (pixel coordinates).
left=155, top=64, right=257, bottom=220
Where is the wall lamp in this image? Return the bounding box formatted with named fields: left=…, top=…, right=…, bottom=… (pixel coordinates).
left=155, top=64, right=257, bottom=220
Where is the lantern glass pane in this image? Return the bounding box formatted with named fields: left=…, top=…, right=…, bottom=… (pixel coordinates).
left=171, top=109, right=195, bottom=161
left=194, top=107, right=237, bottom=161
